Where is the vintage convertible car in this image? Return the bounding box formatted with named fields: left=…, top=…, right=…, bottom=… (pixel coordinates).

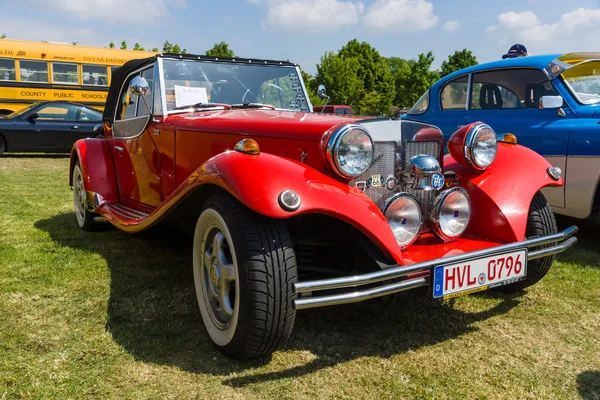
left=69, top=54, right=578, bottom=360
left=404, top=53, right=600, bottom=226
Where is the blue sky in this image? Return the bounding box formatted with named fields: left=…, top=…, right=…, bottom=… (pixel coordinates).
left=1, top=0, right=599, bottom=74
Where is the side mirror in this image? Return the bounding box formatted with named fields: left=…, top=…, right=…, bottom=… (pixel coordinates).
left=129, top=76, right=149, bottom=96
left=317, top=84, right=328, bottom=100
left=27, top=112, right=39, bottom=121
left=539, top=95, right=563, bottom=109
left=93, top=123, right=104, bottom=135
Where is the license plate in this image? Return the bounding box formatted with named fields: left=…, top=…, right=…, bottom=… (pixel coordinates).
left=432, top=249, right=527, bottom=300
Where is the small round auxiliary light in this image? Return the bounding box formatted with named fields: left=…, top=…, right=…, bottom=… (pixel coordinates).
left=234, top=138, right=260, bottom=155
left=502, top=133, right=518, bottom=144
left=547, top=166, right=562, bottom=181
left=279, top=190, right=301, bottom=211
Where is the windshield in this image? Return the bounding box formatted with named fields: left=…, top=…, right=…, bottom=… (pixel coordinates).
left=561, top=60, right=600, bottom=104
left=162, top=59, right=311, bottom=113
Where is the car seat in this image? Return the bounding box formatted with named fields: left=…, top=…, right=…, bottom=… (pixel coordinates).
left=479, top=84, right=503, bottom=109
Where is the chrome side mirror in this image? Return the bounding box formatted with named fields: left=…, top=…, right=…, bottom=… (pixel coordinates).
left=539, top=95, right=563, bottom=109
left=317, top=84, right=328, bottom=100
left=129, top=76, right=149, bottom=96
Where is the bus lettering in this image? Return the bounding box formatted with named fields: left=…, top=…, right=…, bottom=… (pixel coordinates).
left=82, top=93, right=107, bottom=100
left=20, top=91, right=46, bottom=97
left=0, top=50, right=14, bottom=56
left=54, top=92, right=75, bottom=98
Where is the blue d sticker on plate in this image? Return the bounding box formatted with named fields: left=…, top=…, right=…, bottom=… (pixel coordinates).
left=431, top=173, right=445, bottom=190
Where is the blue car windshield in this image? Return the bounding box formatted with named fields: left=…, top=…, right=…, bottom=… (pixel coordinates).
left=562, top=60, right=600, bottom=104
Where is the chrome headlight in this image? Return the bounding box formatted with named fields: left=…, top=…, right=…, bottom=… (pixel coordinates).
left=327, top=124, right=374, bottom=178
left=383, top=193, right=423, bottom=249
left=465, top=123, right=497, bottom=170
left=431, top=188, right=471, bottom=242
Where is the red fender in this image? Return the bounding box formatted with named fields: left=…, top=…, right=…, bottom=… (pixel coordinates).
left=69, top=138, right=118, bottom=203
left=444, top=142, right=563, bottom=243
left=191, top=151, right=405, bottom=264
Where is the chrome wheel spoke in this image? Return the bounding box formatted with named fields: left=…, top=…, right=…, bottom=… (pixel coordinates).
left=221, top=263, right=236, bottom=282
left=220, top=287, right=234, bottom=317
left=204, top=250, right=212, bottom=269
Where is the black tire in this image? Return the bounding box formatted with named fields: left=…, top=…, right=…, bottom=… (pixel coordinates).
left=0, top=136, right=5, bottom=156
left=193, top=192, right=297, bottom=360
left=496, top=191, right=557, bottom=292
left=72, top=161, right=100, bottom=231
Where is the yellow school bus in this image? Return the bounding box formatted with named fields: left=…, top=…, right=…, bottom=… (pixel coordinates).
left=0, top=39, right=157, bottom=115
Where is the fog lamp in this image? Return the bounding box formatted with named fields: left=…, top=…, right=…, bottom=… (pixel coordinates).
left=431, top=188, right=471, bottom=242
left=278, top=190, right=301, bottom=211
left=383, top=193, right=423, bottom=249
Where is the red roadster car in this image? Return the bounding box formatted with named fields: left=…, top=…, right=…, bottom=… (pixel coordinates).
left=69, top=53, right=577, bottom=360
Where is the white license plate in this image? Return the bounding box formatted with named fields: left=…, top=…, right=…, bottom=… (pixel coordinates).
left=432, top=249, right=527, bottom=300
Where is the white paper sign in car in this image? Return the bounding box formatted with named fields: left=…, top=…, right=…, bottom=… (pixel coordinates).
left=174, top=85, right=208, bottom=108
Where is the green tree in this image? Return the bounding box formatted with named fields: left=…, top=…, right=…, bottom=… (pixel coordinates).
left=108, top=41, right=115, bottom=48
left=133, top=42, right=145, bottom=51
left=299, top=67, right=323, bottom=107
left=314, top=39, right=395, bottom=115
left=163, top=40, right=173, bottom=53
left=72, top=41, right=77, bottom=45
left=440, top=49, right=478, bottom=77
left=387, top=51, right=439, bottom=108
left=205, top=41, right=235, bottom=58
left=151, top=47, right=159, bottom=52
left=120, top=41, right=127, bottom=50
left=1, top=34, right=7, bottom=39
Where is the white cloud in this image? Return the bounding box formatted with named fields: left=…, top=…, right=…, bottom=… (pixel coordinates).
left=260, top=0, right=364, bottom=32
left=497, top=10, right=540, bottom=30
left=362, top=0, right=438, bottom=32
left=443, top=20, right=459, bottom=33
left=31, top=0, right=186, bottom=23
left=490, top=8, right=600, bottom=52
left=484, top=25, right=497, bottom=34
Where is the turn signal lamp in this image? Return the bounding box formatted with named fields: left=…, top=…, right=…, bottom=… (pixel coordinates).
left=502, top=133, right=518, bottom=144
left=234, top=138, right=260, bottom=155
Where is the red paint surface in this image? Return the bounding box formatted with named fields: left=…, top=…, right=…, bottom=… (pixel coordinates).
left=70, top=138, right=118, bottom=203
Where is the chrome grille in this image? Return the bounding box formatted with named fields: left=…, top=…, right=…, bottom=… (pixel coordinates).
left=349, top=141, right=397, bottom=209
left=404, top=141, right=440, bottom=169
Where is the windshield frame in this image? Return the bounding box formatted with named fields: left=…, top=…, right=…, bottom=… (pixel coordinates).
left=560, top=59, right=600, bottom=105
left=158, top=57, right=313, bottom=115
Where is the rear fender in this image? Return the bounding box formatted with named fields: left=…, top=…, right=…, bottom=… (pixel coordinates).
left=69, top=138, right=118, bottom=203
left=444, top=142, right=563, bottom=243
left=187, top=151, right=405, bottom=263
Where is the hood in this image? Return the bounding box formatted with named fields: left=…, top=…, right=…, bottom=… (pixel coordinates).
left=174, top=109, right=364, bottom=141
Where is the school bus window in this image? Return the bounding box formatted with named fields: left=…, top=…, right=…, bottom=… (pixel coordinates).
left=20, top=60, right=49, bottom=83
left=52, top=62, right=79, bottom=84
left=82, top=64, right=108, bottom=86
left=0, top=58, right=16, bottom=81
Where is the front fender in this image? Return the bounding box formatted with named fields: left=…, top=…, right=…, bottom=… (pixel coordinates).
left=200, top=151, right=405, bottom=263
left=69, top=138, right=118, bottom=203
left=444, top=142, right=563, bottom=243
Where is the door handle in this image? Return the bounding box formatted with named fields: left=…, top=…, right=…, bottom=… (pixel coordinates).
left=70, top=125, right=80, bottom=130
left=114, top=145, right=124, bottom=154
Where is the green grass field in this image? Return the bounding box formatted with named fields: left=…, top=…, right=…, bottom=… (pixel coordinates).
left=0, top=155, right=599, bottom=399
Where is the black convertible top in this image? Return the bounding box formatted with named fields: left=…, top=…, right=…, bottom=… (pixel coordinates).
left=103, top=53, right=299, bottom=122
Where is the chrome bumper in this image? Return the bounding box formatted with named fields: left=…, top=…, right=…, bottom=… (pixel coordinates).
left=294, top=226, right=578, bottom=310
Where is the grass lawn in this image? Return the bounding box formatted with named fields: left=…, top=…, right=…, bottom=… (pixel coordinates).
left=0, top=155, right=599, bottom=399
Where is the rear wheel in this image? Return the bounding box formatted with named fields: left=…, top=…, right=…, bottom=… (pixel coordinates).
left=193, top=192, right=297, bottom=360
left=0, top=139, right=5, bottom=157
left=497, top=191, right=557, bottom=292
left=72, top=161, right=100, bottom=231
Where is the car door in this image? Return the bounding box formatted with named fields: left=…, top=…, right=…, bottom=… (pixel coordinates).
left=75, top=106, right=103, bottom=138
left=460, top=68, right=576, bottom=208
left=111, top=65, right=163, bottom=207
left=430, top=75, right=472, bottom=140
left=11, top=103, right=84, bottom=152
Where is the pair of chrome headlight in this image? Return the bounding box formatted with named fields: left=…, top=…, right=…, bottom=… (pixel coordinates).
left=383, top=188, right=471, bottom=249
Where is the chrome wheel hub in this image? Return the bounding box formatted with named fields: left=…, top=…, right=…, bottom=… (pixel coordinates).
left=73, top=167, right=87, bottom=223
left=201, top=229, right=237, bottom=330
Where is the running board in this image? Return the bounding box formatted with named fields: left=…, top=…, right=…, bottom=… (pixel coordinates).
left=99, top=203, right=152, bottom=226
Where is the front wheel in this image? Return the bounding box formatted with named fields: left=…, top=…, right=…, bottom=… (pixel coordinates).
left=193, top=192, right=297, bottom=360
left=497, top=191, right=557, bottom=292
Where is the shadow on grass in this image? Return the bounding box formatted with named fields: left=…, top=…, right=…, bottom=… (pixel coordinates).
left=3, top=153, right=70, bottom=158
left=577, top=371, right=600, bottom=400
left=555, top=216, right=600, bottom=267
left=36, top=212, right=524, bottom=384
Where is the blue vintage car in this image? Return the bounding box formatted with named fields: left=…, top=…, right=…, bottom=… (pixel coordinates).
left=404, top=53, right=600, bottom=224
